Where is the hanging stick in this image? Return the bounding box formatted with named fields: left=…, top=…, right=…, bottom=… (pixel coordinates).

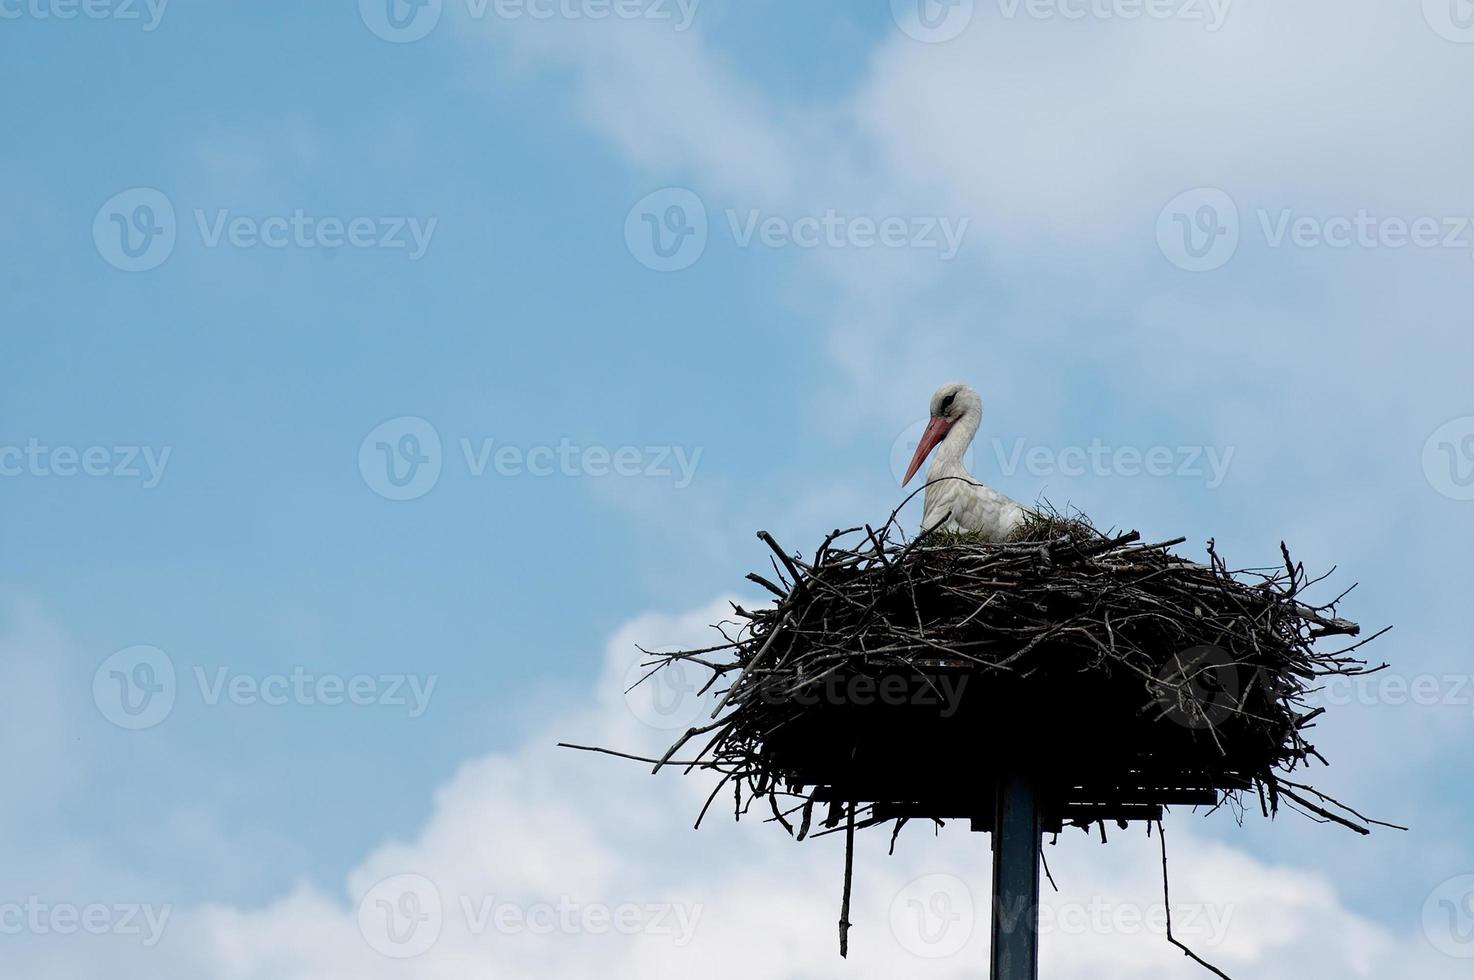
left=1158, top=821, right=1233, bottom=979
left=839, top=801, right=856, bottom=957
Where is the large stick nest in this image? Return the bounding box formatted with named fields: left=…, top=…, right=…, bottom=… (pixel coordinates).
left=620, top=508, right=1393, bottom=843
left=565, top=505, right=1398, bottom=968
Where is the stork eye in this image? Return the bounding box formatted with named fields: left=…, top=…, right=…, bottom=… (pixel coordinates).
left=940, top=392, right=957, bottom=413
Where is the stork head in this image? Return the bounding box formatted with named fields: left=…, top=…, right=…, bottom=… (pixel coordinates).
left=902, top=382, right=981, bottom=486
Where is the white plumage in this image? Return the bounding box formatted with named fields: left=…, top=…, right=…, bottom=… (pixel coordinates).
left=902, top=382, right=1028, bottom=541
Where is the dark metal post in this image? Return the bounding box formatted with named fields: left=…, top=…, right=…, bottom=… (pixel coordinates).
left=990, top=775, right=1041, bottom=980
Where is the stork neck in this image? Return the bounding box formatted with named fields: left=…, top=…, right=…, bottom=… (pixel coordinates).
left=929, top=410, right=980, bottom=474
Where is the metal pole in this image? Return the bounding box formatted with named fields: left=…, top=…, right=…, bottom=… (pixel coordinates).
left=990, top=775, right=1041, bottom=980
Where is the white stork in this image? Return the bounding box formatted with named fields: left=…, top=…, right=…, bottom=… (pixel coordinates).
left=902, top=382, right=1028, bottom=541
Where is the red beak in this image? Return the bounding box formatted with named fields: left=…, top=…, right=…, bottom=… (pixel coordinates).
left=902, top=416, right=955, bottom=486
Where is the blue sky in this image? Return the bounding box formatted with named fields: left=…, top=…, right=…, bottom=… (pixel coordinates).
left=3, top=1, right=1474, bottom=976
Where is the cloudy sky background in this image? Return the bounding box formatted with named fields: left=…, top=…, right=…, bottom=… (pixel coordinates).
left=2, top=0, right=1473, bottom=975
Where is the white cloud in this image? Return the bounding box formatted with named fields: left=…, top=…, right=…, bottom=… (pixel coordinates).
left=452, top=9, right=799, bottom=203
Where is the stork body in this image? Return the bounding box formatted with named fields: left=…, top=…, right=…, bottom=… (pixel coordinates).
left=903, top=383, right=1027, bottom=541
